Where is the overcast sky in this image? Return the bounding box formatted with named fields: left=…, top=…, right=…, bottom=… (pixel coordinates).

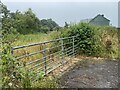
left=2, top=0, right=119, bottom=27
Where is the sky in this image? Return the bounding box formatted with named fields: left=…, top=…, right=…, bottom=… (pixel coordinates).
left=1, top=0, right=119, bottom=27
left=118, top=1, right=120, bottom=28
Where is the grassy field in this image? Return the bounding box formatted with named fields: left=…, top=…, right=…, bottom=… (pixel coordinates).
left=13, top=33, right=50, bottom=47
left=13, top=31, right=61, bottom=47
left=12, top=26, right=119, bottom=62
left=9, top=25, right=118, bottom=71
left=12, top=31, right=62, bottom=72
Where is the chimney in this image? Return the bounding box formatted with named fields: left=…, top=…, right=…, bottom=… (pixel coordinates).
left=101, top=14, right=104, bottom=17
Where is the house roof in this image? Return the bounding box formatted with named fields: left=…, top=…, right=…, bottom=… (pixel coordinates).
left=90, top=14, right=110, bottom=22
left=80, top=14, right=110, bottom=23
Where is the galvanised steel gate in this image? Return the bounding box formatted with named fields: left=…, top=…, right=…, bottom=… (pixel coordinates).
left=12, top=35, right=79, bottom=75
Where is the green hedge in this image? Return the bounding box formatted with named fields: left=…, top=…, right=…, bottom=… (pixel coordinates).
left=60, top=23, right=97, bottom=56
left=60, top=23, right=118, bottom=59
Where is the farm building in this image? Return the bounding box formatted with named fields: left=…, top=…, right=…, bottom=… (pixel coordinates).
left=81, top=14, right=110, bottom=26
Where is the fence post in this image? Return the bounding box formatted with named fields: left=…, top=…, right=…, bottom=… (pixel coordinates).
left=61, top=38, right=64, bottom=64
left=43, top=43, right=47, bottom=75
left=72, top=36, right=75, bottom=57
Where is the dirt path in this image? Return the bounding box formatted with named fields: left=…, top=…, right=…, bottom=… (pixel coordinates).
left=58, top=59, right=118, bottom=88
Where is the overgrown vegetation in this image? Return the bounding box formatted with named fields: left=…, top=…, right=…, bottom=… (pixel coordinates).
left=60, top=23, right=96, bottom=56
left=1, top=2, right=58, bottom=88
left=0, top=1, right=118, bottom=88
left=12, top=23, right=118, bottom=59
left=60, top=23, right=118, bottom=59
left=94, top=26, right=118, bottom=58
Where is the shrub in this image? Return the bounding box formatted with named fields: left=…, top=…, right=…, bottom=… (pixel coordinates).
left=60, top=23, right=97, bottom=56
left=60, top=23, right=118, bottom=59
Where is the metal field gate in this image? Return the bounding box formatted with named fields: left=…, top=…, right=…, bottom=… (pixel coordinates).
left=12, top=35, right=79, bottom=75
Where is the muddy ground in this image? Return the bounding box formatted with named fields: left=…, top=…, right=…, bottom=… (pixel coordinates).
left=57, top=59, right=118, bottom=88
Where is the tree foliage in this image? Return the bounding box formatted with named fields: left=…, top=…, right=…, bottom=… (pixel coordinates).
left=1, top=4, right=60, bottom=35
left=64, top=22, right=69, bottom=28
left=40, top=19, right=59, bottom=33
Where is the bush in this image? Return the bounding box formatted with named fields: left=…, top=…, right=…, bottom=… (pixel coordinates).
left=60, top=23, right=118, bottom=59
left=60, top=23, right=97, bottom=56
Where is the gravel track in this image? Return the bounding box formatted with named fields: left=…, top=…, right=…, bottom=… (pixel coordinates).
left=58, top=59, right=118, bottom=88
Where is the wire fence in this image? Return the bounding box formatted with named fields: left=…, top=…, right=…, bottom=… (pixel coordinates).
left=12, top=35, right=79, bottom=75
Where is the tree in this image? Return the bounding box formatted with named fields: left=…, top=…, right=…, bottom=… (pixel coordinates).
left=1, top=3, right=10, bottom=18
left=64, top=22, right=69, bottom=28
left=1, top=3, right=59, bottom=34
left=40, top=19, right=59, bottom=33
left=1, top=3, right=18, bottom=42
left=12, top=8, right=41, bottom=34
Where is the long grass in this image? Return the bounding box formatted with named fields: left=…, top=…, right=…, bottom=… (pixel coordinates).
left=11, top=26, right=119, bottom=71
left=13, top=33, right=48, bottom=47
left=12, top=31, right=62, bottom=74
left=94, top=26, right=118, bottom=59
